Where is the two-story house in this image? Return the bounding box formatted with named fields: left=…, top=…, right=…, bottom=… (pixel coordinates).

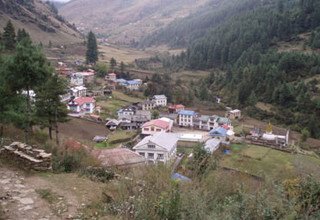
left=152, top=95, right=167, bottom=107
left=70, top=73, right=84, bottom=86
left=139, top=100, right=156, bottom=111
left=70, top=85, right=87, bottom=98
left=68, top=97, right=95, bottom=114
left=178, top=110, right=197, bottom=127
left=133, top=132, right=178, bottom=164
left=117, top=108, right=135, bottom=120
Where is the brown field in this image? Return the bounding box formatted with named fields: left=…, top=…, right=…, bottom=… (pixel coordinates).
left=59, top=118, right=108, bottom=146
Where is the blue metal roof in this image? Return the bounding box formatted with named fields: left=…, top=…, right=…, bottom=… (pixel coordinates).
left=126, top=80, right=141, bottom=85
left=178, top=110, right=196, bottom=116
left=209, top=127, right=227, bottom=137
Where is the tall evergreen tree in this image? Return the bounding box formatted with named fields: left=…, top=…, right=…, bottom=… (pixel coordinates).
left=86, top=31, right=98, bottom=64
left=110, top=57, right=117, bottom=70
left=35, top=74, right=68, bottom=144
left=16, top=29, right=30, bottom=42
left=3, top=20, right=16, bottom=50
left=6, top=38, right=51, bottom=143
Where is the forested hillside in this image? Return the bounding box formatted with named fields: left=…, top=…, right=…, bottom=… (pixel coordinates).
left=140, top=0, right=320, bottom=138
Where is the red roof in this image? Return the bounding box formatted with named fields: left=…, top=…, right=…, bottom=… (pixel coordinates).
left=73, top=97, right=95, bottom=106
left=142, top=119, right=170, bottom=130
left=169, top=104, right=185, bottom=109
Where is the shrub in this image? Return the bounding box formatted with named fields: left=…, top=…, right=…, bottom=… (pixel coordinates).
left=80, top=166, right=115, bottom=183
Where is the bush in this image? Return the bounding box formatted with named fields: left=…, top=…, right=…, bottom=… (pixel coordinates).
left=52, top=147, right=99, bottom=173
left=80, top=166, right=115, bottom=183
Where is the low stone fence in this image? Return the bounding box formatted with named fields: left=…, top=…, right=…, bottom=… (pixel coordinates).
left=0, top=142, right=52, bottom=171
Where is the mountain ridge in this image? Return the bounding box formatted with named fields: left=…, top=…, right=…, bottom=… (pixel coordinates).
left=0, top=0, right=83, bottom=45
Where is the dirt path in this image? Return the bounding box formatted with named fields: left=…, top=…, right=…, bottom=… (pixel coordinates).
left=0, top=167, right=58, bottom=220
left=0, top=164, right=105, bottom=220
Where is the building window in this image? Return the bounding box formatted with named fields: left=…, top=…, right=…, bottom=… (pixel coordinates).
left=148, top=153, right=154, bottom=159
left=144, top=128, right=149, bottom=131
left=148, top=145, right=155, bottom=149
left=151, top=127, right=155, bottom=131
left=157, top=154, right=164, bottom=159
left=139, top=152, right=145, bottom=157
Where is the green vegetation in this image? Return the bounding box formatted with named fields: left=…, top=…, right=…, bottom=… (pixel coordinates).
left=221, top=144, right=320, bottom=180
left=139, top=0, right=320, bottom=138
left=36, top=188, right=60, bottom=204
left=86, top=31, right=98, bottom=64
left=95, top=130, right=137, bottom=148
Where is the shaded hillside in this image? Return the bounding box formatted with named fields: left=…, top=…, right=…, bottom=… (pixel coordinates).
left=0, top=0, right=83, bottom=45
left=59, top=0, right=210, bottom=45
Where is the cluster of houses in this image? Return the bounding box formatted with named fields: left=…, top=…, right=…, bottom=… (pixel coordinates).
left=105, top=72, right=143, bottom=91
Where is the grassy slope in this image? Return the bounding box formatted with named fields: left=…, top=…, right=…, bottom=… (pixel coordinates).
left=220, top=144, right=320, bottom=181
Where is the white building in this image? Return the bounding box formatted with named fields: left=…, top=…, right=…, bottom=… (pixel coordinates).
left=117, top=108, right=135, bottom=120
left=153, top=95, right=167, bottom=107
left=105, top=73, right=117, bottom=82
left=70, top=73, right=84, bottom=86
left=70, top=86, right=87, bottom=98
left=178, top=110, right=197, bottom=127
left=125, top=79, right=142, bottom=90
left=68, top=97, right=95, bottom=114
left=133, top=132, right=178, bottom=164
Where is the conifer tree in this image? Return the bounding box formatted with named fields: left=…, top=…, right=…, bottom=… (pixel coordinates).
left=3, top=20, right=16, bottom=50
left=110, top=57, right=117, bottom=70
left=16, top=29, right=30, bottom=42
left=7, top=38, right=51, bottom=143
left=35, top=74, right=68, bottom=144
left=86, top=31, right=98, bottom=64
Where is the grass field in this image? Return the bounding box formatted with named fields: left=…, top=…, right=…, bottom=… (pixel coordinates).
left=95, top=130, right=137, bottom=148
left=97, top=91, right=143, bottom=118
left=220, top=144, right=320, bottom=181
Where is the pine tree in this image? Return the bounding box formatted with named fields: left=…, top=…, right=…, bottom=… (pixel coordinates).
left=16, top=29, right=30, bottom=42
left=6, top=38, right=51, bottom=143
left=120, top=61, right=125, bottom=73
left=110, top=57, right=117, bottom=70
left=3, top=20, right=16, bottom=50
left=86, top=31, right=98, bottom=64
left=35, top=74, right=68, bottom=144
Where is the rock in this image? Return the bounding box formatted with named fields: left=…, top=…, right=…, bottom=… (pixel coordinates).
left=18, top=198, right=34, bottom=205
left=19, top=205, right=33, bottom=211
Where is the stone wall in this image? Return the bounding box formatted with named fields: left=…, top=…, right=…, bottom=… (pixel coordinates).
left=0, top=142, right=52, bottom=171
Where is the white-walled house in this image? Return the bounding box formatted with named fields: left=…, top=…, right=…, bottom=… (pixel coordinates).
left=70, top=86, right=87, bottom=98
left=178, top=110, right=197, bottom=127
left=70, top=73, right=84, bottom=86
left=141, top=117, right=173, bottom=136
left=68, top=97, right=95, bottom=114
left=133, top=132, right=178, bottom=164
left=117, top=108, right=135, bottom=120
left=153, top=95, right=167, bottom=107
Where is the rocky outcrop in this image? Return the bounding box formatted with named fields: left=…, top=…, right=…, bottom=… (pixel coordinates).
left=0, top=142, right=52, bottom=171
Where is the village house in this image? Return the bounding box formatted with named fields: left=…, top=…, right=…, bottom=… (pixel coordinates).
left=105, top=73, right=117, bottom=82
left=117, top=108, right=135, bottom=120
left=168, top=104, right=185, bottom=113
left=77, top=71, right=95, bottom=84
left=178, top=110, right=197, bottom=127
left=125, top=79, right=142, bottom=90
left=227, top=109, right=242, bottom=120
left=204, top=138, right=221, bottom=153
left=116, top=78, right=127, bottom=86
left=70, top=72, right=84, bottom=86
left=70, top=85, right=87, bottom=98
left=133, top=132, right=179, bottom=164
left=141, top=118, right=173, bottom=136
left=209, top=127, right=228, bottom=140
left=152, top=95, right=167, bottom=107
left=194, top=115, right=211, bottom=130
left=92, top=148, right=146, bottom=168
left=105, top=119, right=121, bottom=130
left=131, top=110, right=152, bottom=127
left=139, top=100, right=156, bottom=111
left=67, top=97, right=95, bottom=114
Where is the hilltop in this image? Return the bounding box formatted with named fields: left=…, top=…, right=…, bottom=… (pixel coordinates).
left=0, top=0, right=83, bottom=45
left=59, top=0, right=211, bottom=45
